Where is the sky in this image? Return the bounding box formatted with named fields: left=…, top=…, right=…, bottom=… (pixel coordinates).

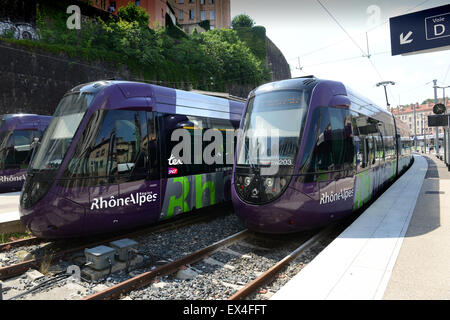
left=230, top=0, right=450, bottom=110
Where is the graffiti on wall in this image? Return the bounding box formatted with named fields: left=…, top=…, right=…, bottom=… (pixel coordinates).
left=0, top=19, right=39, bottom=40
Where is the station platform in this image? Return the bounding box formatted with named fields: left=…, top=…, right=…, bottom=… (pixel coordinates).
left=272, top=154, right=449, bottom=300
left=0, top=192, right=24, bottom=234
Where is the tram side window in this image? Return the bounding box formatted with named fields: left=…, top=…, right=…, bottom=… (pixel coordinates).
left=301, top=106, right=354, bottom=174
left=115, top=111, right=148, bottom=182
left=351, top=112, right=366, bottom=172
left=163, top=114, right=205, bottom=177
left=162, top=114, right=235, bottom=178
left=0, top=130, right=33, bottom=169
left=62, top=110, right=148, bottom=186
left=354, top=114, right=383, bottom=169
left=205, top=117, right=235, bottom=171
left=373, top=132, right=384, bottom=163
left=13, top=130, right=33, bottom=168
left=3, top=134, right=15, bottom=169
left=311, top=107, right=333, bottom=172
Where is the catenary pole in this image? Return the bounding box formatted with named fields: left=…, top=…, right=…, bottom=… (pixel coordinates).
left=433, top=80, right=439, bottom=154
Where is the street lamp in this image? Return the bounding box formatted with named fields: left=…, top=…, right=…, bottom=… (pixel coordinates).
left=376, top=81, right=396, bottom=111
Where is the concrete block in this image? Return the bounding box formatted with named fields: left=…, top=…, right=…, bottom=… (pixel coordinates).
left=26, top=269, right=45, bottom=282
left=81, top=255, right=143, bottom=281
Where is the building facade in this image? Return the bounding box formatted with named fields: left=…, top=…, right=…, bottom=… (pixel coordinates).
left=167, top=0, right=231, bottom=31
left=391, top=98, right=448, bottom=138
left=89, top=0, right=230, bottom=30
left=90, top=0, right=168, bottom=28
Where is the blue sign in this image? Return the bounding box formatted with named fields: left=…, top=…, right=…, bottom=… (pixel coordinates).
left=390, top=4, right=450, bottom=56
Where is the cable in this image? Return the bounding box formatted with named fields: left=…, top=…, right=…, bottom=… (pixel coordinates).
left=7, top=272, right=71, bottom=300
left=314, top=0, right=389, bottom=91
left=291, top=0, right=434, bottom=62
left=443, top=63, right=450, bottom=84
left=315, top=0, right=367, bottom=57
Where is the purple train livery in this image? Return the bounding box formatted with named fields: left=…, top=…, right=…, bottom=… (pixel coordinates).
left=20, top=81, right=244, bottom=238
left=232, top=77, right=413, bottom=233
left=0, top=114, right=51, bottom=193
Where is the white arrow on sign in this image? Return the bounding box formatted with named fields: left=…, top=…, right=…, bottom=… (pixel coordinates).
left=400, top=31, right=413, bottom=45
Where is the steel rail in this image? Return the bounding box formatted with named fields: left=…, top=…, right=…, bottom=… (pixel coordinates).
left=0, top=236, right=40, bottom=252
left=0, top=207, right=232, bottom=280
left=83, top=229, right=250, bottom=300
left=228, top=225, right=334, bottom=300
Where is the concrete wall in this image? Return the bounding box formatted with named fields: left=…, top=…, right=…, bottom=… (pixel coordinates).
left=0, top=40, right=133, bottom=115
left=266, top=37, right=291, bottom=82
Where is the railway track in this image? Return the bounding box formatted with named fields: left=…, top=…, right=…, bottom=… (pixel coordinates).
left=0, top=236, right=40, bottom=252
left=1, top=207, right=351, bottom=300
left=83, top=224, right=334, bottom=300
left=228, top=226, right=332, bottom=300
left=0, top=204, right=234, bottom=281
left=83, top=230, right=251, bottom=300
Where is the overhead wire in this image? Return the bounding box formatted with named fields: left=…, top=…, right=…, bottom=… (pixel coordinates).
left=291, top=0, right=434, bottom=69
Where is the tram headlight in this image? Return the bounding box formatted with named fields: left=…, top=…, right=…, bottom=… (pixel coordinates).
left=244, top=176, right=252, bottom=187
left=265, top=178, right=273, bottom=187
left=20, top=175, right=51, bottom=210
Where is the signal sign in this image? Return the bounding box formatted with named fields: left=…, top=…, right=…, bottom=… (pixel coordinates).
left=390, top=4, right=450, bottom=56
left=433, top=103, right=446, bottom=115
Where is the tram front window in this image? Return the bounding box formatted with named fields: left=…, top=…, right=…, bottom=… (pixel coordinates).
left=30, top=92, right=96, bottom=172
left=236, top=90, right=310, bottom=169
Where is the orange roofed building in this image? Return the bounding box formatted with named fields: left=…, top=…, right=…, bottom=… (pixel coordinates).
left=391, top=98, right=449, bottom=137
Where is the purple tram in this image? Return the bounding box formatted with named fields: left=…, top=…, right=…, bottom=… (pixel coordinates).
left=19, top=81, right=244, bottom=238
left=232, top=77, right=413, bottom=233
left=0, top=114, right=51, bottom=193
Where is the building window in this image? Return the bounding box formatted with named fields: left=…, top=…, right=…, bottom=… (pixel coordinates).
left=189, top=9, right=195, bottom=20
left=210, top=10, right=215, bottom=20
left=201, top=0, right=205, bottom=4
left=209, top=0, right=214, bottom=4
left=179, top=0, right=184, bottom=4
left=179, top=9, right=184, bottom=20
left=135, top=0, right=140, bottom=6
left=201, top=10, right=206, bottom=20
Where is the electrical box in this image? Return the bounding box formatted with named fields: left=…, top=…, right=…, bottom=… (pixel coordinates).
left=109, top=239, right=138, bottom=261
left=84, top=245, right=115, bottom=270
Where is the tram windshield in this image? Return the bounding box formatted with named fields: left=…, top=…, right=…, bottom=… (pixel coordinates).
left=30, top=92, right=96, bottom=171
left=236, top=90, right=310, bottom=167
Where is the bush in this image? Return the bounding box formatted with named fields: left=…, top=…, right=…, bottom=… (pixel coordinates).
left=117, top=3, right=150, bottom=27
left=231, top=14, right=255, bottom=29
left=23, top=4, right=270, bottom=91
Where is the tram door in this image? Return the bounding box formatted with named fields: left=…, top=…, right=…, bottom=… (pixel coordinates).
left=80, top=110, right=160, bottom=234
left=114, top=111, right=161, bottom=227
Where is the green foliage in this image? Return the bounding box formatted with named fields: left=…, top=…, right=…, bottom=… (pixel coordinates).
left=235, top=26, right=267, bottom=62
left=117, top=3, right=150, bottom=27
left=231, top=14, right=255, bottom=29
left=13, top=4, right=270, bottom=91
left=198, top=20, right=211, bottom=31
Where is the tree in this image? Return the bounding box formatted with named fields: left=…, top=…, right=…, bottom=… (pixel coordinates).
left=231, top=14, right=255, bottom=29
left=117, top=3, right=150, bottom=27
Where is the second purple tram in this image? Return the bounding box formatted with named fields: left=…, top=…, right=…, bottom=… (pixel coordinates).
left=232, top=77, right=413, bottom=233
left=0, top=114, right=51, bottom=193
left=20, top=81, right=244, bottom=238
